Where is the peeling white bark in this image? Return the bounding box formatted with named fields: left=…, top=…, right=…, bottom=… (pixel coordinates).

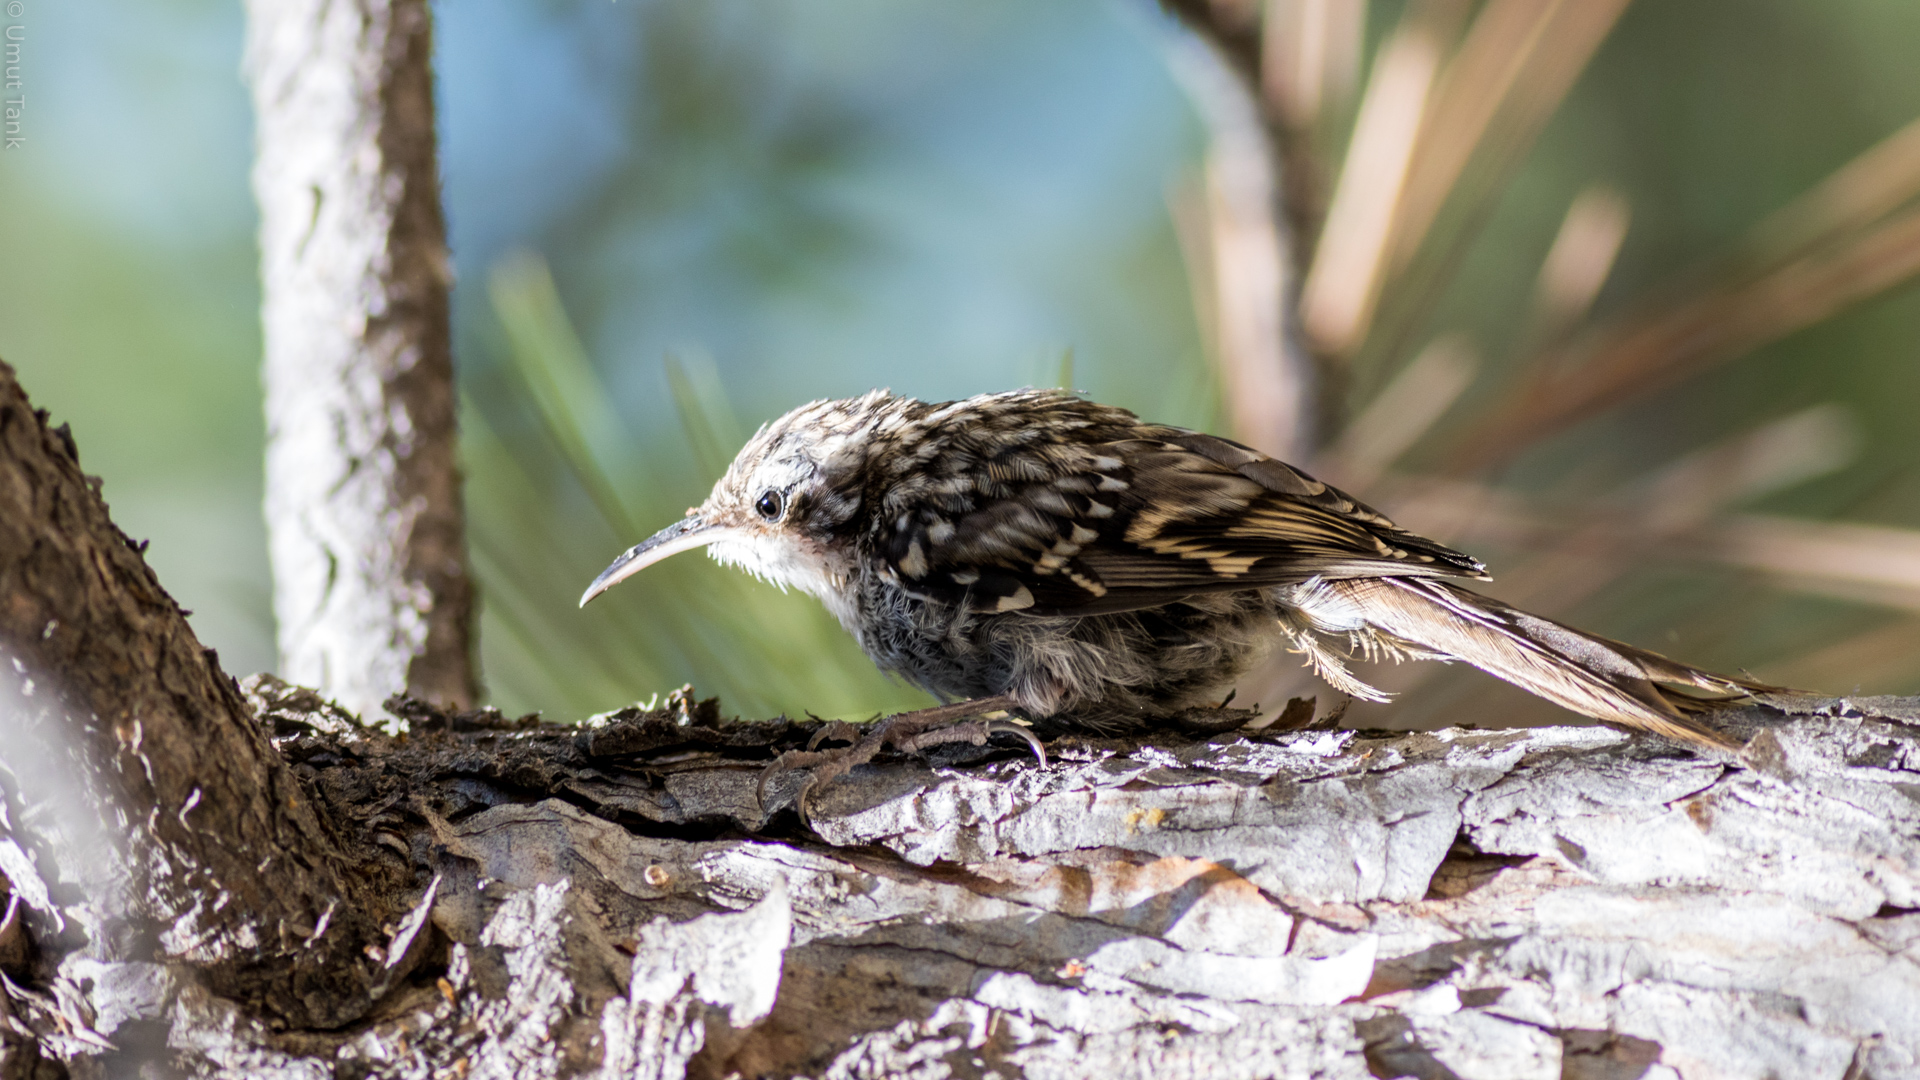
left=11, top=683, right=1914, bottom=1079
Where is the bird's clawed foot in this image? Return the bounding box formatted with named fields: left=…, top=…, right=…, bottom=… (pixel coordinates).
left=755, top=694, right=1044, bottom=819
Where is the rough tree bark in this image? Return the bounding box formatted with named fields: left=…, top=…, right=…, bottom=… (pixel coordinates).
left=3, top=364, right=1918, bottom=1077
left=7, top=6, right=1917, bottom=1073
left=244, top=0, right=477, bottom=718
left=0, top=361, right=401, bottom=1055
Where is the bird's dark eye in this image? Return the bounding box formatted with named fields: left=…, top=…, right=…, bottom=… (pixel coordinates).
left=755, top=489, right=785, bottom=521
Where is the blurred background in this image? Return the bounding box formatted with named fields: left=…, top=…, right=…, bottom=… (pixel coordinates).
left=4, top=0, right=1919, bottom=728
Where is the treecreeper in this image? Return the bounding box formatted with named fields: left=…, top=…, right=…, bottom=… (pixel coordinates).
left=581, top=388, right=1775, bottom=801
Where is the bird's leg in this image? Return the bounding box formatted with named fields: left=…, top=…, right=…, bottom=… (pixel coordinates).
left=756, top=694, right=1041, bottom=816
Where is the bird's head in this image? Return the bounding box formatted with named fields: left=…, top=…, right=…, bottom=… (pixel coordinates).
left=578, top=391, right=902, bottom=608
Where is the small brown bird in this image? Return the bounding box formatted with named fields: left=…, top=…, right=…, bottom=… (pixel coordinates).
left=583, top=388, right=1764, bottom=775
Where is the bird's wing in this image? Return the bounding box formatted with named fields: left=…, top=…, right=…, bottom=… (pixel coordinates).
left=878, top=427, right=1489, bottom=617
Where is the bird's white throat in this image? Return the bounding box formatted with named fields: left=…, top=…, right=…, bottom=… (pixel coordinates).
left=707, top=529, right=864, bottom=630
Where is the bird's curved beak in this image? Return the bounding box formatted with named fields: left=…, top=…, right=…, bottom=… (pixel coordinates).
left=579, top=514, right=729, bottom=607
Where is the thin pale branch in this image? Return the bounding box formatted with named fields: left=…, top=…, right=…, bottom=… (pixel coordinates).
left=1677, top=514, right=1920, bottom=613
left=1530, top=184, right=1632, bottom=338
left=1164, top=0, right=1331, bottom=267
left=1299, top=6, right=1449, bottom=358
left=1259, top=0, right=1363, bottom=134
left=1749, top=114, right=1920, bottom=265
left=246, top=0, right=477, bottom=713
left=1168, top=35, right=1317, bottom=459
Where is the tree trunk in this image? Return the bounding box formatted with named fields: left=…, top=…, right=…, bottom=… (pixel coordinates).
left=3, top=365, right=1917, bottom=1075
left=0, top=361, right=398, bottom=1051
left=244, top=0, right=477, bottom=719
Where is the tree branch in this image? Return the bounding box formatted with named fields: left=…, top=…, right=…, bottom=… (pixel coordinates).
left=160, top=683, right=1920, bottom=1077
left=0, top=360, right=391, bottom=1031
left=1163, top=0, right=1327, bottom=457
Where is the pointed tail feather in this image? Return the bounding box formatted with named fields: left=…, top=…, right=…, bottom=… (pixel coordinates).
left=1322, top=577, right=1779, bottom=749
